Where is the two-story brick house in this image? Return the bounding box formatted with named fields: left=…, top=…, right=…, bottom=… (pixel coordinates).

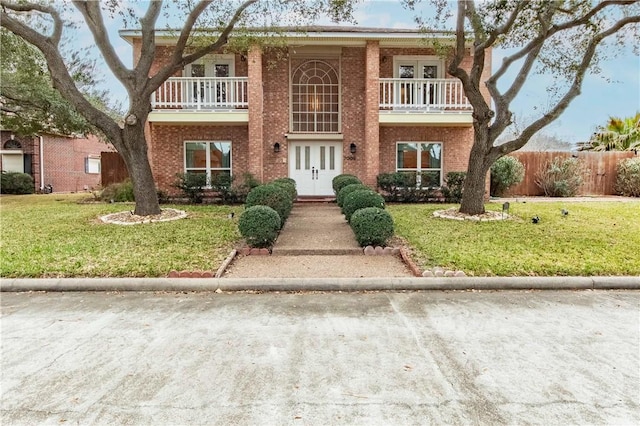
left=120, top=27, right=489, bottom=197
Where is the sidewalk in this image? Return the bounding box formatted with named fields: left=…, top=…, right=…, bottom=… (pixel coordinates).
left=223, top=203, right=414, bottom=278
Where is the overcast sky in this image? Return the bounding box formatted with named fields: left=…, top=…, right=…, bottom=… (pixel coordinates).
left=85, top=0, right=639, bottom=143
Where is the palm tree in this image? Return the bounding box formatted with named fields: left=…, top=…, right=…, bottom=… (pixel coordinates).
left=589, top=113, right=640, bottom=151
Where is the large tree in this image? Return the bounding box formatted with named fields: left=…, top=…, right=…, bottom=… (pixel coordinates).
left=411, top=0, right=640, bottom=215
left=1, top=0, right=354, bottom=215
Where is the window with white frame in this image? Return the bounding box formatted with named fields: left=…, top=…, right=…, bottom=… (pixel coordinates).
left=291, top=60, right=340, bottom=133
left=85, top=157, right=100, bottom=174
left=184, top=141, right=231, bottom=184
left=396, top=142, right=442, bottom=187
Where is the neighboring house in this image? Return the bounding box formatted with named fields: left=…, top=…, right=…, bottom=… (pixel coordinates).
left=120, top=27, right=490, bottom=196
left=0, top=130, right=113, bottom=193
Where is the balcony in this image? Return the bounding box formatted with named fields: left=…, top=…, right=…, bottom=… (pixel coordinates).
left=149, top=77, right=249, bottom=124
left=379, top=78, right=473, bottom=126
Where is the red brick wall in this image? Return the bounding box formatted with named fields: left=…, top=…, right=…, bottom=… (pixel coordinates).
left=144, top=43, right=486, bottom=193
left=42, top=134, right=111, bottom=192
left=149, top=124, right=249, bottom=194
left=1, top=131, right=109, bottom=192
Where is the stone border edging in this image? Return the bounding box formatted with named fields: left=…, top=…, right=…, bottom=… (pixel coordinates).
left=2, top=276, right=638, bottom=292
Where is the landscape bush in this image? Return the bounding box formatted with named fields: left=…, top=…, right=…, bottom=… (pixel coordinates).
left=342, top=189, right=385, bottom=222
left=614, top=157, right=640, bottom=197
left=337, top=183, right=369, bottom=208
left=0, top=172, right=34, bottom=194
left=101, top=179, right=134, bottom=202
left=441, top=172, right=466, bottom=203
left=535, top=157, right=588, bottom=197
left=228, top=172, right=261, bottom=204
left=332, top=174, right=361, bottom=195
left=271, top=178, right=297, bottom=201
left=376, top=172, right=439, bottom=203
left=350, top=207, right=394, bottom=247
left=490, top=156, right=525, bottom=196
left=210, top=173, right=235, bottom=204
left=238, top=205, right=281, bottom=248
left=173, top=172, right=207, bottom=203
left=245, top=183, right=293, bottom=227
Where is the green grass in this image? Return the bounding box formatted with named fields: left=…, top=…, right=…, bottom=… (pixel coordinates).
left=389, top=201, right=640, bottom=276
left=0, top=194, right=241, bottom=277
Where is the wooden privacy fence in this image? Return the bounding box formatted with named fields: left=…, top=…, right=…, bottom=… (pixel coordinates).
left=504, top=151, right=637, bottom=196
left=101, top=152, right=129, bottom=187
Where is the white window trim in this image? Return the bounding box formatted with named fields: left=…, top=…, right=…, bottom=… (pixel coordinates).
left=289, top=58, right=342, bottom=133
left=395, top=141, right=443, bottom=187
left=183, top=54, right=235, bottom=78
left=393, top=55, right=444, bottom=79
left=183, top=140, right=232, bottom=187
left=85, top=156, right=101, bottom=174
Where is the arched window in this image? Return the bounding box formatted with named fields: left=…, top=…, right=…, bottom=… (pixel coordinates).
left=291, top=60, right=339, bottom=133
left=3, top=139, right=22, bottom=149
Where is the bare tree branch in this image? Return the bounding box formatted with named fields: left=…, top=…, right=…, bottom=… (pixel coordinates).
left=72, top=1, right=133, bottom=87
left=148, top=0, right=258, bottom=94
left=1, top=9, right=122, bottom=140
left=0, top=0, right=62, bottom=44
left=135, top=1, right=164, bottom=86
left=494, top=14, right=640, bottom=156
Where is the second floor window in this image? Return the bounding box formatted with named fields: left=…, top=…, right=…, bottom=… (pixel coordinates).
left=291, top=60, right=339, bottom=133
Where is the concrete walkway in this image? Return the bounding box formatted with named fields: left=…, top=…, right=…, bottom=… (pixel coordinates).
left=224, top=203, right=413, bottom=278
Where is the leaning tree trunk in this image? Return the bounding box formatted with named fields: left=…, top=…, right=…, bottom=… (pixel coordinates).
left=119, top=121, right=161, bottom=216
left=459, top=135, right=492, bottom=215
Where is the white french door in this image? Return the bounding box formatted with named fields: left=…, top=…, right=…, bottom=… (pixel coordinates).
left=289, top=142, right=343, bottom=196
left=395, top=59, right=442, bottom=108
left=183, top=56, right=234, bottom=107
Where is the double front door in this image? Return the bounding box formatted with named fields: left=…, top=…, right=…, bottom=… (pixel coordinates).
left=289, top=142, right=342, bottom=196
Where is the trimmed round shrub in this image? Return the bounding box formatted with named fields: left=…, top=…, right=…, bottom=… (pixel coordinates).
left=342, top=189, right=385, bottom=222
left=350, top=207, right=394, bottom=247
left=271, top=178, right=297, bottom=201
left=337, top=183, right=369, bottom=209
left=490, top=156, right=525, bottom=196
left=332, top=174, right=361, bottom=195
left=238, top=205, right=281, bottom=248
left=615, top=157, right=640, bottom=197
left=0, top=172, right=35, bottom=194
left=245, top=183, right=293, bottom=227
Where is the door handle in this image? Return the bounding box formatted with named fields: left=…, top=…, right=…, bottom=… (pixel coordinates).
left=311, top=166, right=315, bottom=180
left=315, top=169, right=318, bottom=179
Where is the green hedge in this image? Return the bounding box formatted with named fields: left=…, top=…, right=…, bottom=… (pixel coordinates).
left=0, top=172, right=34, bottom=195
left=332, top=174, right=361, bottom=195
left=342, top=189, right=385, bottom=222
left=337, top=183, right=369, bottom=208
left=350, top=207, right=394, bottom=247
left=245, top=183, right=293, bottom=227
left=376, top=172, right=439, bottom=203
left=238, top=205, right=281, bottom=248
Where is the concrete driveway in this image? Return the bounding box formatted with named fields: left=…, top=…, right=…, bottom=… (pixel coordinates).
left=1, top=290, right=638, bottom=425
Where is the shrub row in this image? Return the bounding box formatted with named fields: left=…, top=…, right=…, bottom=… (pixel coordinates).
left=239, top=179, right=297, bottom=248
left=376, top=171, right=466, bottom=203
left=172, top=172, right=261, bottom=204
left=615, top=157, right=640, bottom=197
left=332, top=174, right=394, bottom=247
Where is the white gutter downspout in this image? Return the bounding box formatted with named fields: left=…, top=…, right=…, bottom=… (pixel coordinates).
left=39, top=135, right=44, bottom=191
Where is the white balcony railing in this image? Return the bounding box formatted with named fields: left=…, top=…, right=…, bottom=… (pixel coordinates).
left=151, top=77, right=249, bottom=110
left=379, top=78, right=472, bottom=111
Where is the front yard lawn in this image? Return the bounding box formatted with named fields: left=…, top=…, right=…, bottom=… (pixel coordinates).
left=389, top=201, right=640, bottom=276
left=1, top=194, right=241, bottom=277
